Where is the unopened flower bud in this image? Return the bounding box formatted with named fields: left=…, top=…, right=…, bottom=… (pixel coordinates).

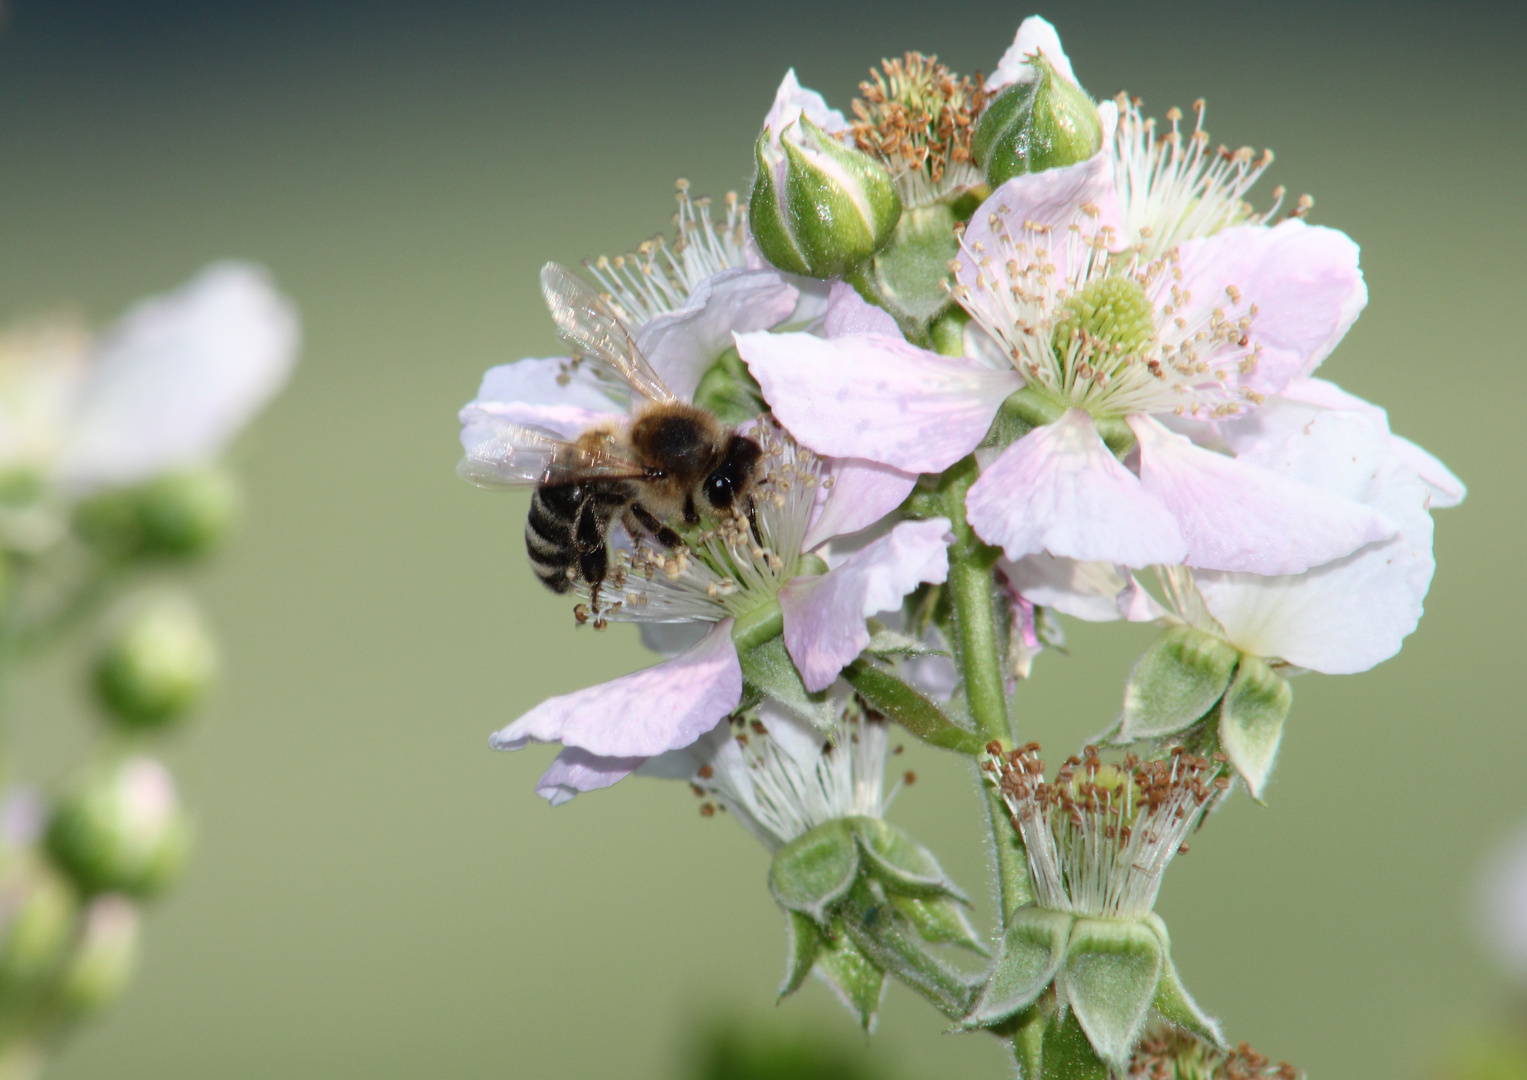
left=74, top=467, right=240, bottom=561
left=0, top=853, right=77, bottom=992
left=750, top=116, right=902, bottom=279
left=45, top=757, right=191, bottom=898
left=972, top=52, right=1102, bottom=186
left=55, top=894, right=140, bottom=1016
left=94, top=598, right=217, bottom=731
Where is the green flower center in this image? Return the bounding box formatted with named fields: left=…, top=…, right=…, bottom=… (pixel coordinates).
left=1052, top=276, right=1157, bottom=359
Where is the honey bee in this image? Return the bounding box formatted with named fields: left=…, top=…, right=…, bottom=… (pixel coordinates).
left=459, top=263, right=764, bottom=621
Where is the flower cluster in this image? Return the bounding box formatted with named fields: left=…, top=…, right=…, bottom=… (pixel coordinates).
left=459, top=12, right=1460, bottom=1075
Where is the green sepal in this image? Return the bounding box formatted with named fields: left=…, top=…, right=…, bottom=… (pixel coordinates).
left=889, top=894, right=987, bottom=954
left=779, top=909, right=824, bottom=999
left=692, top=345, right=767, bottom=426
left=963, top=905, right=1073, bottom=1028
left=767, top=820, right=860, bottom=923
left=1038, top=1009, right=1109, bottom=1080
left=738, top=633, right=835, bottom=728
left=1119, top=627, right=1240, bottom=742
left=813, top=921, right=888, bottom=1031
left=1141, top=913, right=1224, bottom=1046
left=929, top=306, right=970, bottom=358
left=1061, top=917, right=1164, bottom=1069
left=863, top=623, right=945, bottom=659
left=862, top=202, right=961, bottom=329
left=749, top=134, right=811, bottom=276
left=972, top=54, right=1103, bottom=187
left=1217, top=655, right=1293, bottom=801
left=842, top=660, right=984, bottom=755
left=849, top=817, right=969, bottom=903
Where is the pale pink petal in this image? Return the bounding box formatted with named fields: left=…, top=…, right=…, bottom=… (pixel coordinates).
left=1130, top=414, right=1395, bottom=575
left=1196, top=414, right=1433, bottom=673
left=636, top=269, right=798, bottom=401
left=966, top=410, right=1185, bottom=567
left=988, top=15, right=1078, bottom=91
left=761, top=69, right=849, bottom=141
left=736, top=330, right=1019, bottom=473
left=823, top=281, right=901, bottom=338
left=956, top=151, right=1120, bottom=287
left=459, top=357, right=623, bottom=444
left=1119, top=575, right=1171, bottom=622
left=780, top=518, right=953, bottom=692
left=60, top=263, right=299, bottom=489
left=534, top=748, right=647, bottom=806
left=1390, top=433, right=1466, bottom=509
left=490, top=621, right=742, bottom=757
left=1002, top=553, right=1127, bottom=622
left=803, top=458, right=917, bottom=550
left=1170, top=221, right=1366, bottom=401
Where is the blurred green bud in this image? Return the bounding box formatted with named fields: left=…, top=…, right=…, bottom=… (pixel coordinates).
left=45, top=757, right=191, bottom=898
left=691, top=347, right=766, bottom=427
left=1118, top=626, right=1240, bottom=743
left=1217, top=656, right=1293, bottom=801
left=750, top=117, right=902, bottom=279
left=54, top=894, right=140, bottom=1017
left=0, top=852, right=77, bottom=992
left=94, top=598, right=217, bottom=731
left=74, top=467, right=239, bottom=562
left=972, top=54, right=1102, bottom=187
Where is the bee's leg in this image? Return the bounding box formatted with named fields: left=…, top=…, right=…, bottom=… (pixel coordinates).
left=682, top=493, right=700, bottom=526
left=746, top=497, right=762, bottom=547
left=630, top=502, right=683, bottom=549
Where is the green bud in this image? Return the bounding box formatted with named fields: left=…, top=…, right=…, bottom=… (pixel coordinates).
left=0, top=854, right=77, bottom=992
left=750, top=117, right=902, bottom=279
left=45, top=757, right=191, bottom=899
left=94, top=598, right=217, bottom=731
left=972, top=54, right=1102, bottom=187
left=768, top=820, right=859, bottom=924
left=74, top=467, right=239, bottom=562
left=1119, top=626, right=1240, bottom=743
left=1217, top=656, right=1293, bottom=801
left=963, top=905, right=1072, bottom=1028
left=1062, top=918, right=1164, bottom=1070
left=54, top=894, right=140, bottom=1017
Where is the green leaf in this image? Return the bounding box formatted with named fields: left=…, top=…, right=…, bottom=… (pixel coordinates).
left=779, top=909, right=824, bottom=999
left=865, top=203, right=960, bottom=326
left=739, top=633, right=835, bottom=728
left=963, top=906, right=1073, bottom=1028
left=1217, top=655, right=1293, bottom=801
left=843, top=660, right=985, bottom=755
left=889, top=895, right=987, bottom=954
left=767, top=820, right=859, bottom=923
left=1061, top=917, right=1163, bottom=1069
left=850, top=817, right=970, bottom=903
left=814, top=923, right=887, bottom=1031
left=1119, top=627, right=1240, bottom=742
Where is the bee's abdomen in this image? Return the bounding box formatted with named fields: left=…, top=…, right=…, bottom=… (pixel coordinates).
left=526, top=486, right=578, bottom=593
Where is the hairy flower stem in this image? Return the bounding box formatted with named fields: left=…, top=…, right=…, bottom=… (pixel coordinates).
left=840, top=881, right=980, bottom=1019
left=938, top=457, right=1033, bottom=920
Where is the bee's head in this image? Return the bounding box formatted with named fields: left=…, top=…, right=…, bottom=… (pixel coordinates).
left=704, top=434, right=763, bottom=511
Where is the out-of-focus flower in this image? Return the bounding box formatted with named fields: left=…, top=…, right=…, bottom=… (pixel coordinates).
left=1479, top=822, right=1527, bottom=983
left=44, top=756, right=190, bottom=899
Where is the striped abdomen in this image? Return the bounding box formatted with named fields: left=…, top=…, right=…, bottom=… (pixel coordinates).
left=524, top=481, right=632, bottom=594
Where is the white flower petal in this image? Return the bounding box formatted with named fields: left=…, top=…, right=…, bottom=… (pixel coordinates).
left=490, top=621, right=742, bottom=757
left=780, top=518, right=952, bottom=692
left=1389, top=433, right=1466, bottom=509
left=762, top=68, right=849, bottom=141
left=59, top=262, right=298, bottom=489
left=1003, top=553, right=1127, bottom=622
left=635, top=268, right=798, bottom=402
left=1172, top=221, right=1366, bottom=402
left=736, top=330, right=1019, bottom=473
left=988, top=15, right=1078, bottom=91
left=822, top=281, right=901, bottom=338
left=1131, top=414, right=1396, bottom=575
left=534, top=748, right=647, bottom=806
left=1477, top=823, right=1527, bottom=979
left=967, top=410, right=1186, bottom=567
left=1196, top=414, right=1433, bottom=673
left=803, top=458, right=917, bottom=550
left=459, top=356, right=624, bottom=444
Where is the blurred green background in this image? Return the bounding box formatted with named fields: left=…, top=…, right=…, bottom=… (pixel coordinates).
left=0, top=0, right=1519, bottom=1076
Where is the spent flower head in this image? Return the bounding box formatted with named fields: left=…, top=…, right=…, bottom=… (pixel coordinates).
left=1127, top=1029, right=1300, bottom=1080
left=850, top=53, right=987, bottom=207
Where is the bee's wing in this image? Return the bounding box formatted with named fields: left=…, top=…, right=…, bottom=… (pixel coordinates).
left=458, top=420, right=651, bottom=490
left=540, top=262, right=678, bottom=405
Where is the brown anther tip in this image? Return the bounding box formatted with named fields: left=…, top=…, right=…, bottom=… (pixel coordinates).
left=699, top=803, right=715, bottom=818
left=903, top=770, right=917, bottom=785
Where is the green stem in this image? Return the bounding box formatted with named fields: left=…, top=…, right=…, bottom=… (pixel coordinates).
left=938, top=457, right=1033, bottom=920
